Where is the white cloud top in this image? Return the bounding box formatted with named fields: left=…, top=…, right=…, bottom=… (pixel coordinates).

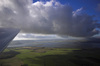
left=0, top=0, right=99, bottom=37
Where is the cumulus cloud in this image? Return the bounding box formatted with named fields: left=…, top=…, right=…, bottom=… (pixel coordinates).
left=0, top=0, right=99, bottom=37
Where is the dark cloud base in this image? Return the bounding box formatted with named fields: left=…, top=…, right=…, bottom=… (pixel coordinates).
left=0, top=0, right=99, bottom=37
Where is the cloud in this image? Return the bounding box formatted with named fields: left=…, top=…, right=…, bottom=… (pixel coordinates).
left=0, top=0, right=99, bottom=37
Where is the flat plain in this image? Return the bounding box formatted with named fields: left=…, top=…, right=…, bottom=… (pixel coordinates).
left=0, top=47, right=100, bottom=66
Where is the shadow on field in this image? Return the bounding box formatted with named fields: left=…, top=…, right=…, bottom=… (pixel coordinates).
left=0, top=50, right=20, bottom=59
left=28, top=48, right=100, bottom=66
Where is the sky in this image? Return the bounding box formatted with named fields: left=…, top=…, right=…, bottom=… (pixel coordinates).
left=0, top=0, right=100, bottom=38
left=33, top=0, right=100, bottom=20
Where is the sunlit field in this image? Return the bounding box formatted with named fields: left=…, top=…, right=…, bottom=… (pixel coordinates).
left=0, top=47, right=100, bottom=66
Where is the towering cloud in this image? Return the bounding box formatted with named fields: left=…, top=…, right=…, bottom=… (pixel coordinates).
left=0, top=0, right=99, bottom=37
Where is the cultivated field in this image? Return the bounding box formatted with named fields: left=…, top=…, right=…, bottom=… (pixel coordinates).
left=0, top=47, right=100, bottom=66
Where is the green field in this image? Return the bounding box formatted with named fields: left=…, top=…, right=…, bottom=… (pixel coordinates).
left=0, top=47, right=100, bottom=66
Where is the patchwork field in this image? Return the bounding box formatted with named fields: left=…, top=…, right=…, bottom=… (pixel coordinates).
left=0, top=47, right=100, bottom=66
